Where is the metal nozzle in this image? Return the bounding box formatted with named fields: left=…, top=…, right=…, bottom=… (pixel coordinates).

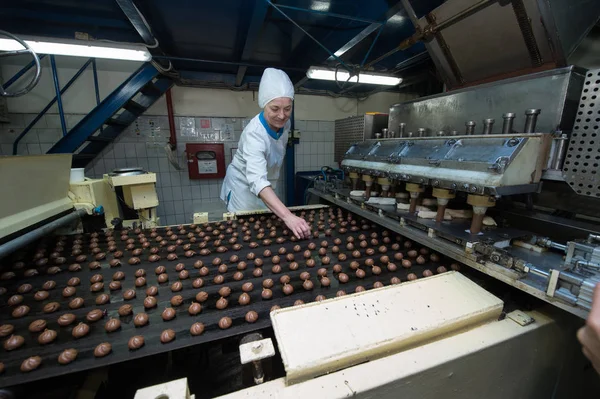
left=524, top=109, right=541, bottom=133
left=399, top=123, right=406, bottom=137
left=465, top=121, right=476, bottom=135
left=417, top=128, right=426, bottom=137
left=482, top=118, right=495, bottom=135
left=502, top=112, right=515, bottom=134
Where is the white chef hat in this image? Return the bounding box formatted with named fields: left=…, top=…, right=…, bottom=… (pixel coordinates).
left=258, top=68, right=294, bottom=108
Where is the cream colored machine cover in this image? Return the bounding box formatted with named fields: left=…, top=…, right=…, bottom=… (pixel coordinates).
left=271, top=271, right=503, bottom=384
left=0, top=154, right=73, bottom=239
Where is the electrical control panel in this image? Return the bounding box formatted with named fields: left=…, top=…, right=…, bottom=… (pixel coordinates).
left=185, top=143, right=226, bottom=179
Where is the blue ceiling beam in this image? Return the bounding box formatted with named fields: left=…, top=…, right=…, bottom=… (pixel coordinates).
left=179, top=70, right=261, bottom=86
left=0, top=7, right=131, bottom=29
left=115, top=0, right=157, bottom=46
left=326, top=0, right=407, bottom=62
left=272, top=3, right=383, bottom=25
left=235, top=0, right=270, bottom=86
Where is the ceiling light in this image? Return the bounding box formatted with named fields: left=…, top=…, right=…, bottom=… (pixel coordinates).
left=310, top=1, right=331, bottom=12
left=0, top=36, right=151, bottom=62
left=306, top=66, right=401, bottom=86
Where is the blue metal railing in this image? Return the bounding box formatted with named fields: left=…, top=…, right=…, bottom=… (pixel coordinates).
left=49, top=55, right=68, bottom=137
left=3, top=54, right=46, bottom=89
left=12, top=57, right=96, bottom=155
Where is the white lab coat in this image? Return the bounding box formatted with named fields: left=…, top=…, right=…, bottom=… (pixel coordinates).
left=220, top=113, right=289, bottom=212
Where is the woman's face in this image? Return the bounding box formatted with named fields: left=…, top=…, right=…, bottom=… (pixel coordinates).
left=264, top=97, right=292, bottom=130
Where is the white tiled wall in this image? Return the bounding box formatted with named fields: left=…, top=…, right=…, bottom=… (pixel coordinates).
left=0, top=113, right=336, bottom=224
left=294, top=120, right=337, bottom=172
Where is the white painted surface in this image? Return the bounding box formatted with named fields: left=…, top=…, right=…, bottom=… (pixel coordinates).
left=271, top=271, right=503, bottom=384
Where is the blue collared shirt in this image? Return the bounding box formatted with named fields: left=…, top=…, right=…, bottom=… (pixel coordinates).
left=259, top=111, right=283, bottom=140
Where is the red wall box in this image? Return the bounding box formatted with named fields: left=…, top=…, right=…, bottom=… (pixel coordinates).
left=186, top=143, right=226, bottom=179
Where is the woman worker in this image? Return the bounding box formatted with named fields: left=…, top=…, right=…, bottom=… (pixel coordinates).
left=220, top=68, right=311, bottom=239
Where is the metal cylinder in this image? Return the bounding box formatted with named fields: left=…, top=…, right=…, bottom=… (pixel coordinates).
left=417, top=128, right=426, bottom=137
left=437, top=130, right=445, bottom=137
left=0, top=209, right=87, bottom=260
left=382, top=128, right=389, bottom=138
left=465, top=121, right=476, bottom=135
left=407, top=131, right=414, bottom=138
left=551, top=134, right=569, bottom=170
left=399, top=123, right=406, bottom=137
left=451, top=130, right=458, bottom=136
left=502, top=112, right=515, bottom=134
left=374, top=132, right=382, bottom=139
left=523, top=109, right=541, bottom=133
left=482, top=118, right=495, bottom=135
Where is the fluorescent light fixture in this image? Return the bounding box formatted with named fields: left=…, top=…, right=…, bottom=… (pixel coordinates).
left=310, top=0, right=331, bottom=12
left=306, top=66, right=402, bottom=86
left=0, top=36, right=151, bottom=61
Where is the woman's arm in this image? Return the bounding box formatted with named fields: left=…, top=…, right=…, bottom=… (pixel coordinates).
left=259, top=186, right=311, bottom=239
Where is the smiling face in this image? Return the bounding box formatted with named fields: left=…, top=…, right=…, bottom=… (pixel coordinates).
left=264, top=97, right=292, bottom=131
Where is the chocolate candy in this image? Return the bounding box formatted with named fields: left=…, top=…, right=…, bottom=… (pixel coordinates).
left=188, top=302, right=202, bottom=315
left=158, top=273, right=169, bottom=283
left=145, top=286, right=158, bottom=296
left=17, top=284, right=33, bottom=294
left=245, top=311, right=258, bottom=323
left=190, top=322, right=205, bottom=336
left=171, top=282, right=182, bottom=292
left=21, top=356, right=42, bottom=372
left=123, top=289, right=136, bottom=300
left=113, top=271, right=126, bottom=280
left=134, top=312, right=149, bottom=327
left=373, top=281, right=384, bottom=289
left=218, top=286, right=232, bottom=297
left=68, top=297, right=84, bottom=309
left=42, top=280, right=56, bottom=290
left=178, top=270, right=189, bottom=280
left=90, top=274, right=103, bottom=283
left=144, top=296, right=157, bottom=309
left=238, top=293, right=251, bottom=305
left=261, top=289, right=273, bottom=300
left=4, top=334, right=25, bottom=350
left=118, top=304, right=133, bottom=316
left=72, top=323, right=90, bottom=338
left=218, top=317, right=232, bottom=329
left=12, top=304, right=31, bottom=318
left=294, top=299, right=305, bottom=306
left=159, top=328, right=176, bottom=345
left=302, top=280, right=314, bottom=290
left=170, top=295, right=183, bottom=306
left=86, top=309, right=104, bottom=322
left=90, top=282, right=104, bottom=292
left=58, top=348, right=78, bottom=365
left=95, top=294, right=110, bottom=305
left=58, top=313, right=76, bottom=326
left=192, top=278, right=204, bottom=288
left=94, top=342, right=112, bottom=357
left=62, top=286, right=77, bottom=298
left=108, top=281, right=121, bottom=291
left=162, top=307, right=176, bottom=321
left=105, top=318, right=121, bottom=333
left=38, top=329, right=58, bottom=345
left=216, top=297, right=228, bottom=310
left=315, top=294, right=326, bottom=302
left=213, top=274, right=225, bottom=284
left=8, top=295, right=23, bottom=306
left=155, top=266, right=166, bottom=275
left=29, top=319, right=47, bottom=333
left=128, top=335, right=145, bottom=350
left=195, top=291, right=208, bottom=302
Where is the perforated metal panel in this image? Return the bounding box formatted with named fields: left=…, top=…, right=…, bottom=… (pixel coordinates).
left=564, top=69, right=600, bottom=198
left=335, top=116, right=365, bottom=163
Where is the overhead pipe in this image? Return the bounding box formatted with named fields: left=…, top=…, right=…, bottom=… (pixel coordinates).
left=49, top=55, right=68, bottom=137
left=152, top=55, right=306, bottom=72
left=0, top=209, right=87, bottom=260
left=165, top=88, right=177, bottom=150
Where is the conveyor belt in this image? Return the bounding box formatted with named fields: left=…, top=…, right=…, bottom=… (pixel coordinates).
left=0, top=207, right=450, bottom=388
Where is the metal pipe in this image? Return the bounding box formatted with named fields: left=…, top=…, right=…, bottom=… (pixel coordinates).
left=417, top=128, right=426, bottom=137
left=153, top=55, right=307, bottom=72
left=49, top=55, right=68, bottom=137
left=265, top=0, right=351, bottom=71
left=482, top=118, right=495, bottom=135
left=502, top=112, right=515, bottom=134
left=361, top=23, right=386, bottom=67
left=273, top=3, right=383, bottom=25
left=13, top=58, right=93, bottom=155
left=165, top=88, right=177, bottom=150
left=115, top=0, right=158, bottom=46
left=523, top=109, right=541, bottom=133
left=465, top=121, right=476, bottom=135
left=91, top=58, right=103, bottom=134
left=399, top=123, right=406, bottom=137
left=551, top=133, right=568, bottom=169
left=4, top=54, right=46, bottom=89
left=437, top=130, right=445, bottom=137
left=0, top=209, right=87, bottom=260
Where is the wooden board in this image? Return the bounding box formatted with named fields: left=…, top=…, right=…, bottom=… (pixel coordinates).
left=271, top=271, right=503, bottom=384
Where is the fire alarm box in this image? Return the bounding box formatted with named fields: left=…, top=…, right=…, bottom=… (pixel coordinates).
left=186, top=143, right=226, bottom=179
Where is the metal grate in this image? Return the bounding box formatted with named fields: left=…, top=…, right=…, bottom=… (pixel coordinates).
left=334, top=116, right=365, bottom=164
left=564, top=68, right=600, bottom=198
